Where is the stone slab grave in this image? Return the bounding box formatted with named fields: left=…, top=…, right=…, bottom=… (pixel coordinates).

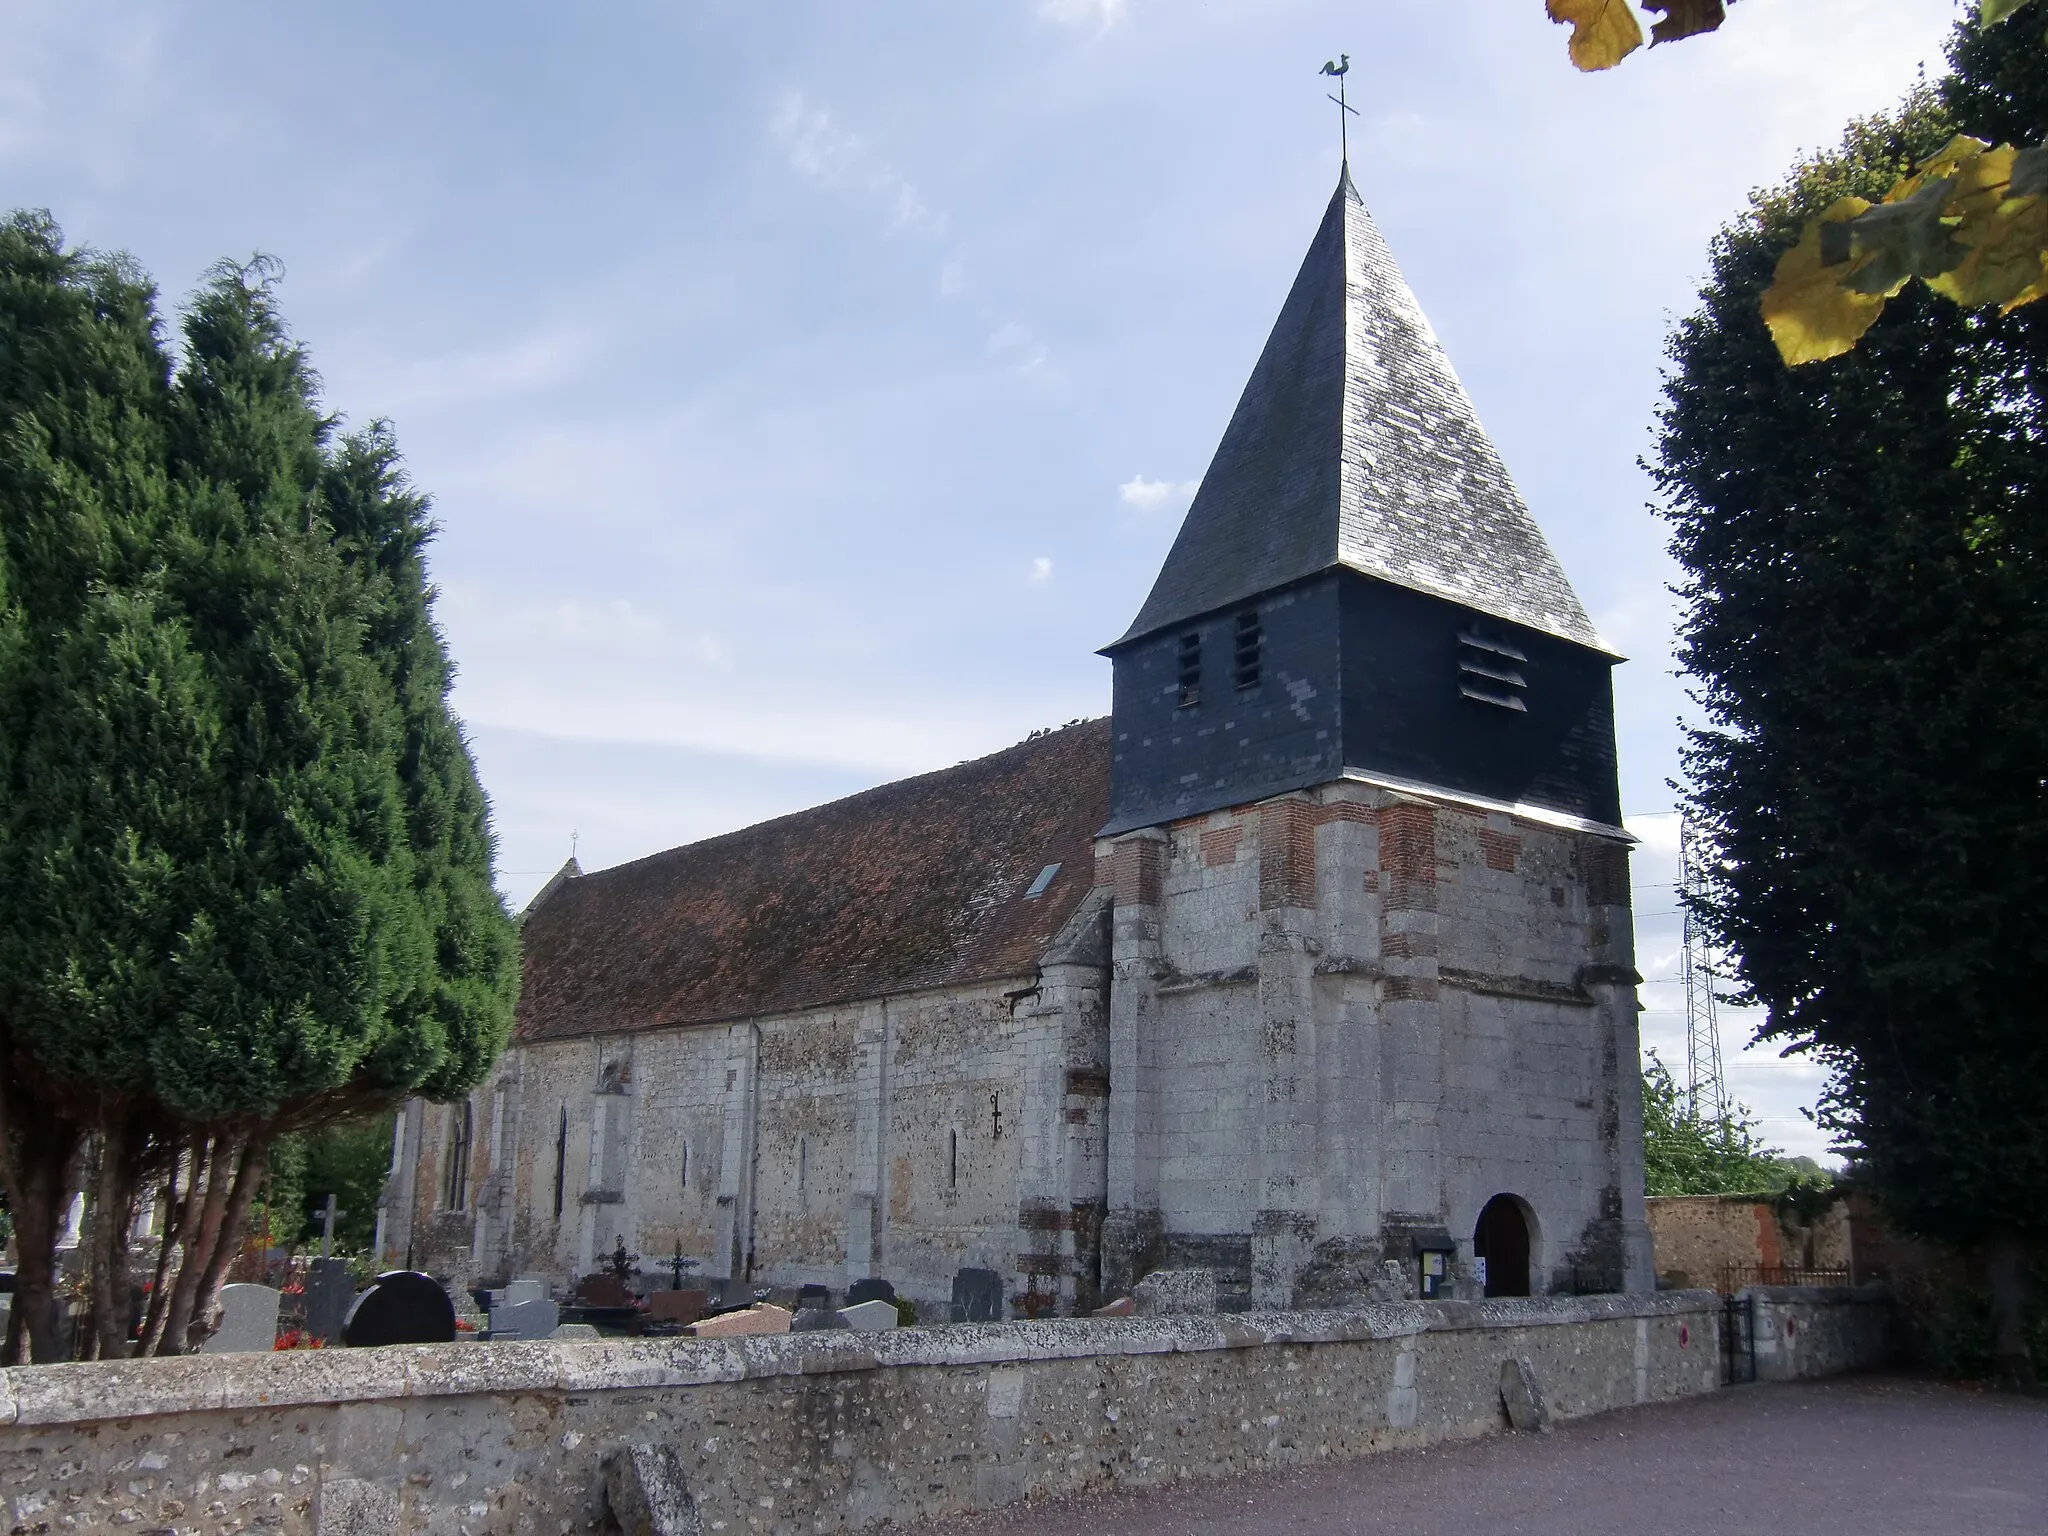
left=685, top=1302, right=792, bottom=1338
left=837, top=1298, right=899, bottom=1332
left=792, top=1308, right=848, bottom=1332
left=645, top=1289, right=707, bottom=1327
left=505, top=1277, right=547, bottom=1308
left=488, top=1298, right=559, bottom=1341
left=952, top=1267, right=1004, bottom=1323
left=199, top=1282, right=280, bottom=1353
left=303, top=1257, right=355, bottom=1344
left=1133, top=1268, right=1218, bottom=1316
left=1499, top=1356, right=1552, bottom=1433
left=845, top=1277, right=896, bottom=1308
left=341, top=1270, right=457, bottom=1347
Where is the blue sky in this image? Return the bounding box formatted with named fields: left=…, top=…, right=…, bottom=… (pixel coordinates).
left=4, top=0, right=1968, bottom=1156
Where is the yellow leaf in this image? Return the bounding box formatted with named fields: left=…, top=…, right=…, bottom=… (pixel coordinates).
left=1980, top=0, right=2037, bottom=27
left=1928, top=146, right=2048, bottom=309
left=1761, top=197, right=1900, bottom=366
left=1547, top=0, right=1645, bottom=70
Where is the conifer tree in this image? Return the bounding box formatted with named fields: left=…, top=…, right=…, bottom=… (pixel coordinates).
left=1656, top=23, right=2048, bottom=1388
left=0, top=220, right=518, bottom=1360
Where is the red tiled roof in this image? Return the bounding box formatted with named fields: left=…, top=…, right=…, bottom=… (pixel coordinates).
left=513, top=719, right=1111, bottom=1043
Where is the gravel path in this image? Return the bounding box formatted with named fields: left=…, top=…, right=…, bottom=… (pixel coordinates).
left=900, top=1377, right=2047, bottom=1536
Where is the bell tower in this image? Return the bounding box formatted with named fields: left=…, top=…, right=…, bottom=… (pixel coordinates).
left=1097, top=169, right=1652, bottom=1307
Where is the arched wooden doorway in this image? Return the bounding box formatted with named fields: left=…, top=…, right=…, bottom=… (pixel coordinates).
left=1474, top=1195, right=1532, bottom=1298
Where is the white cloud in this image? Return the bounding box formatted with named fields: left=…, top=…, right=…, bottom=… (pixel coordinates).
left=1037, top=0, right=1125, bottom=32
left=1118, top=473, right=1199, bottom=511
left=1029, top=556, right=1053, bottom=582
left=770, top=91, right=946, bottom=238
left=938, top=258, right=968, bottom=298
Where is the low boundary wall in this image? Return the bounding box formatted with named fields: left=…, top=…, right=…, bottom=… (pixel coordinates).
left=1744, top=1284, right=1894, bottom=1381
left=0, top=1289, right=1880, bottom=1536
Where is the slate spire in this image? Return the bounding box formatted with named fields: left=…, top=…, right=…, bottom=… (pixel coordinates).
left=1114, top=169, right=1605, bottom=653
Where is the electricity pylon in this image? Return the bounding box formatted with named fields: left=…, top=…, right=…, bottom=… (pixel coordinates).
left=1679, top=814, right=1729, bottom=1123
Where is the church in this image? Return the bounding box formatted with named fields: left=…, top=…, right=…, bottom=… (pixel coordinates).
left=380, top=167, right=1654, bottom=1316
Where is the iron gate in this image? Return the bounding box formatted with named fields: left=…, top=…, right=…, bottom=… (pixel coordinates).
left=1722, top=1292, right=1756, bottom=1385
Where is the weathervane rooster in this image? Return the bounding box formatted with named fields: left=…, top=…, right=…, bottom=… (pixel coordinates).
left=1319, top=53, right=1357, bottom=164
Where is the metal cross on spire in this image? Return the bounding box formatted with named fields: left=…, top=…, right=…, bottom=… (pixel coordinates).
left=1319, top=54, right=1358, bottom=167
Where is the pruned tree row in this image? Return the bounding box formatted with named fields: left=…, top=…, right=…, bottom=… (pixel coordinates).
left=0, top=218, right=519, bottom=1361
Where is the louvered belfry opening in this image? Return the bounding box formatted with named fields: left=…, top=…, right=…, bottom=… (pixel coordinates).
left=1100, top=165, right=1625, bottom=837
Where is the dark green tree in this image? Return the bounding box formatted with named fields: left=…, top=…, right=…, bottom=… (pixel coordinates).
left=294, top=1112, right=397, bottom=1254
left=1656, top=26, right=2048, bottom=1388
left=0, top=221, right=518, bottom=1361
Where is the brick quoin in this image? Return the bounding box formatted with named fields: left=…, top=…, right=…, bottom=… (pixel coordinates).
left=1258, top=799, right=1319, bottom=910
left=1113, top=837, right=1163, bottom=906
left=1377, top=803, right=1437, bottom=913
left=1477, top=828, right=1521, bottom=873
left=1200, top=825, right=1244, bottom=868
left=1583, top=840, right=1631, bottom=907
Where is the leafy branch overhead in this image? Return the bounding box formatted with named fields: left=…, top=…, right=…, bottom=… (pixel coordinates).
left=1547, top=1, right=2048, bottom=363
left=1547, top=0, right=2037, bottom=73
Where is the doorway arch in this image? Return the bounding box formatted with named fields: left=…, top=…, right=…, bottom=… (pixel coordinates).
left=1474, top=1195, right=1533, bottom=1298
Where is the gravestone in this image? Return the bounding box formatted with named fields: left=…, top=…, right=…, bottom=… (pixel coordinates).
left=579, top=1273, right=634, bottom=1309
left=686, top=1303, right=792, bottom=1338
left=845, top=1277, right=895, bottom=1308
left=341, top=1271, right=457, bottom=1347
left=504, top=1277, right=547, bottom=1308
left=489, top=1298, right=560, bottom=1340
left=836, top=1298, right=899, bottom=1332
left=553, top=1322, right=600, bottom=1340
left=791, top=1308, right=848, bottom=1332
left=647, top=1290, right=707, bottom=1327
left=303, top=1257, right=356, bottom=1344
left=1499, top=1356, right=1551, bottom=1433
left=200, top=1282, right=281, bottom=1353
left=951, top=1267, right=1004, bottom=1323
left=796, top=1283, right=831, bottom=1311
left=603, top=1443, right=698, bottom=1536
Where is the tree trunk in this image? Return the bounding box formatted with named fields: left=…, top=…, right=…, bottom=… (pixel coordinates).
left=3, top=1127, right=83, bottom=1364
left=138, top=1145, right=193, bottom=1355
left=1984, top=1230, right=2037, bottom=1393
left=89, top=1113, right=148, bottom=1361
left=184, top=1136, right=267, bottom=1353
left=156, top=1131, right=237, bottom=1356
left=0, top=1045, right=85, bottom=1365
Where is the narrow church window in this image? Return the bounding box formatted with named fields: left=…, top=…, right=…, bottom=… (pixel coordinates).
left=1233, top=608, right=1263, bottom=689
left=552, top=1104, right=568, bottom=1221
left=679, top=1139, right=690, bottom=1196
left=1457, top=625, right=1529, bottom=712
left=991, top=1092, right=1002, bottom=1140
left=444, top=1101, right=472, bottom=1211
left=948, top=1129, right=959, bottom=1190
left=1176, top=632, right=1202, bottom=708
left=798, top=1136, right=809, bottom=1204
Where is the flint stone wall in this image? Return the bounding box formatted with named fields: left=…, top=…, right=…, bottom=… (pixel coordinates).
left=1743, top=1284, right=1894, bottom=1382
left=0, top=1290, right=1873, bottom=1536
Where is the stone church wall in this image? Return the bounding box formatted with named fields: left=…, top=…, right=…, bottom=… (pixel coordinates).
left=388, top=953, right=1111, bottom=1317
left=1103, top=781, right=1650, bottom=1307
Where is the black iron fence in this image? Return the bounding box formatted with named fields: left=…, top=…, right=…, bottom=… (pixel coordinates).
left=1718, top=1264, right=1851, bottom=1294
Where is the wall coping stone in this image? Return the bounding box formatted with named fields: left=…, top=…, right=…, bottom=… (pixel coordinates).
left=0, top=1290, right=1719, bottom=1430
